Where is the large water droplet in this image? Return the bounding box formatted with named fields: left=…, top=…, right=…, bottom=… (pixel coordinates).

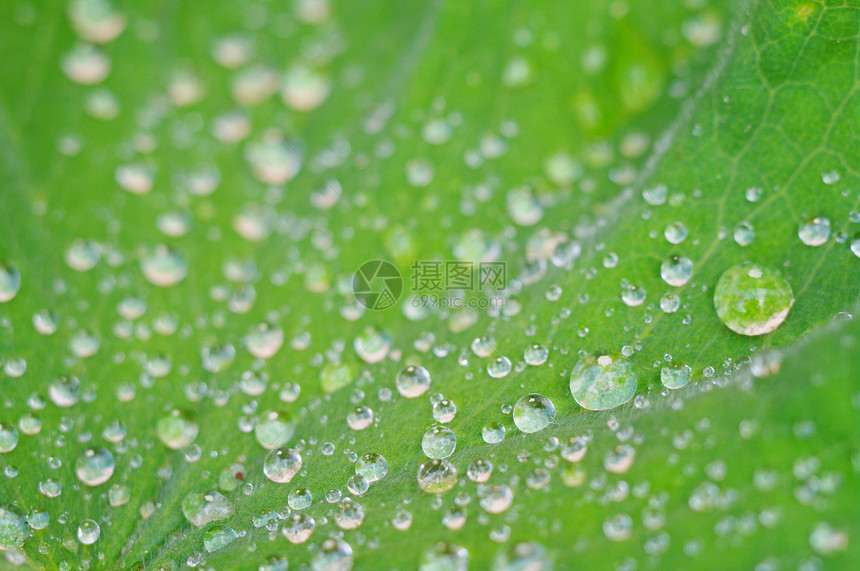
left=355, top=453, right=388, bottom=482
left=417, top=459, right=458, bottom=494
left=422, top=425, right=457, bottom=459
left=660, top=255, right=693, bottom=287
left=512, top=394, right=555, bottom=433
left=77, top=519, right=101, bottom=545
left=263, top=448, right=302, bottom=483
left=661, top=363, right=692, bottom=389
left=75, top=447, right=115, bottom=486
left=254, top=410, right=295, bottom=449
left=141, top=244, right=187, bottom=286
left=0, top=508, right=28, bottom=548
left=569, top=355, right=638, bottom=411
left=156, top=409, right=199, bottom=449
left=396, top=365, right=431, bottom=398
left=182, top=490, right=234, bottom=527
left=0, top=424, right=19, bottom=453
left=714, top=262, right=794, bottom=336
left=0, top=262, right=21, bottom=303
left=798, top=217, right=831, bottom=247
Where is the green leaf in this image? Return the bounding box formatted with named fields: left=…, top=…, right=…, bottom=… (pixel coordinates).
left=0, top=0, right=858, bottom=569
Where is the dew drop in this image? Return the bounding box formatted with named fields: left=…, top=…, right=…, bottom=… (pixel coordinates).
left=569, top=355, right=638, bottom=411
left=0, top=262, right=21, bottom=303
left=75, top=447, right=115, bottom=486
left=417, top=459, right=458, bottom=494
left=141, top=245, right=187, bottom=286
left=396, top=365, right=431, bottom=398
left=0, top=508, right=28, bottom=548
left=355, top=453, right=388, bottom=482
left=798, top=217, right=831, bottom=247
left=661, top=363, right=692, bottom=389
left=254, top=410, right=295, bottom=449
left=156, top=409, right=199, bottom=450
left=512, top=394, right=555, bottom=433
left=733, top=222, right=754, bottom=247
left=664, top=222, right=687, bottom=244
left=422, top=425, right=457, bottom=459
left=482, top=422, right=506, bottom=444
left=263, top=448, right=302, bottom=483
left=523, top=344, right=548, bottom=366
left=0, top=424, right=19, bottom=453
left=714, top=262, right=794, bottom=336
left=487, top=356, right=512, bottom=378
left=77, top=519, right=101, bottom=545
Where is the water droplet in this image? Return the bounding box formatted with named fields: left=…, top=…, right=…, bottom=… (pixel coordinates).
left=660, top=292, right=681, bottom=313
left=487, top=356, right=512, bottom=378
left=182, top=490, right=234, bottom=527
left=495, top=542, right=551, bottom=570
left=851, top=236, right=860, bottom=258
left=0, top=508, right=27, bottom=548
left=523, top=344, right=548, bottom=366
left=65, top=238, right=101, bottom=271
left=432, top=399, right=457, bottom=423
left=263, top=448, right=302, bottom=483
left=355, top=453, right=388, bottom=482
left=422, top=425, right=457, bottom=459
left=141, top=245, right=187, bottom=286
left=569, top=355, right=638, bottom=411
left=201, top=343, right=236, bottom=373
left=467, top=459, right=493, bottom=482
left=313, top=538, right=353, bottom=570
left=288, top=488, right=313, bottom=510
left=75, top=447, right=115, bottom=486
left=396, top=365, right=431, bottom=398
left=156, top=409, right=199, bottom=449
left=714, top=262, right=794, bottom=336
left=478, top=483, right=514, bottom=514
left=417, top=459, right=458, bottom=494
left=254, top=410, right=295, bottom=449
left=354, top=326, right=391, bottom=363
left=61, top=44, right=110, bottom=84
left=116, top=163, right=155, bottom=194
left=335, top=497, right=365, bottom=529
left=809, top=522, right=848, bottom=556
left=512, top=394, right=555, bottom=433
left=660, top=256, right=693, bottom=287
left=203, top=525, right=237, bottom=553
left=68, top=0, right=127, bottom=43
left=603, top=513, right=633, bottom=541
left=421, top=542, right=469, bottom=571
left=246, top=321, right=284, bottom=359
left=470, top=336, right=497, bottom=357
left=347, top=406, right=374, bottom=430
left=391, top=510, right=413, bottom=531
left=661, top=363, right=692, bottom=389
left=621, top=284, right=646, bottom=307
left=745, top=186, right=763, bottom=202
left=482, top=422, right=506, bottom=444
left=798, top=217, right=831, bottom=246
left=733, top=222, right=754, bottom=247
left=282, top=513, right=315, bottom=544
left=0, top=424, right=19, bottom=453
left=664, top=222, right=687, bottom=244
left=281, top=65, right=330, bottom=111
left=0, top=262, right=21, bottom=303
left=643, top=185, right=667, bottom=205
left=76, top=519, right=100, bottom=545
left=561, top=436, right=588, bottom=462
